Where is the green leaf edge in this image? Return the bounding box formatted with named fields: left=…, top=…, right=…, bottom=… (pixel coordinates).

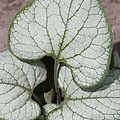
left=44, top=66, right=120, bottom=119
left=8, top=0, right=113, bottom=89
left=5, top=0, right=115, bottom=119
left=0, top=50, right=42, bottom=120
left=0, top=99, right=41, bottom=120
left=94, top=0, right=113, bottom=88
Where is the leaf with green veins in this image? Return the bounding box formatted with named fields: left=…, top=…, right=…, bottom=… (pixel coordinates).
left=43, top=66, right=120, bottom=120
left=8, top=0, right=112, bottom=88
left=0, top=50, right=46, bottom=120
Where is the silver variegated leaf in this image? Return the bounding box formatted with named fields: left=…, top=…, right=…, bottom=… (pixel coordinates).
left=8, top=0, right=112, bottom=88
left=0, top=50, right=46, bottom=120
left=44, top=66, right=120, bottom=120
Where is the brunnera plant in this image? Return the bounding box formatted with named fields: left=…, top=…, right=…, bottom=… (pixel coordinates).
left=0, top=0, right=120, bottom=119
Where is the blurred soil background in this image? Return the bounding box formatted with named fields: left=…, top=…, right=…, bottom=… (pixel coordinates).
left=0, top=0, right=120, bottom=53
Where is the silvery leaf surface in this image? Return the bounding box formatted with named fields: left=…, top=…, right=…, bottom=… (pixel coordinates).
left=8, top=0, right=112, bottom=88
left=0, top=50, right=46, bottom=120
left=43, top=66, right=120, bottom=120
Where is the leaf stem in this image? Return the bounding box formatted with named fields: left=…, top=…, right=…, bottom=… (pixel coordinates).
left=32, top=93, right=43, bottom=107
left=54, top=59, right=61, bottom=104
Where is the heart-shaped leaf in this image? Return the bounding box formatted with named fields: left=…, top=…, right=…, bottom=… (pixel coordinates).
left=0, top=50, right=46, bottom=120
left=8, top=0, right=112, bottom=88
left=43, top=66, right=120, bottom=119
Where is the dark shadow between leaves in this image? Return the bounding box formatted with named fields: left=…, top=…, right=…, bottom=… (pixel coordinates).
left=32, top=56, right=55, bottom=107
left=32, top=56, right=65, bottom=108
left=114, top=41, right=120, bottom=56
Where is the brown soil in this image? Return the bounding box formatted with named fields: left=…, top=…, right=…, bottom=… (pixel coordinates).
left=0, top=0, right=120, bottom=52
left=0, top=0, right=30, bottom=51
left=101, top=0, right=120, bottom=54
